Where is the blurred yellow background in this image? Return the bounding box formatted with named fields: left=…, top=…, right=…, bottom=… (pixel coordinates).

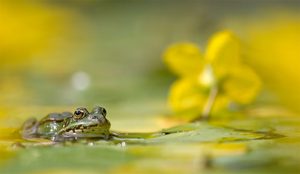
left=235, top=13, right=300, bottom=114
left=1, top=0, right=300, bottom=124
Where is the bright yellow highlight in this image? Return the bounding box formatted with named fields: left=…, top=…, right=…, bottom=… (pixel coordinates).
left=164, top=31, right=261, bottom=120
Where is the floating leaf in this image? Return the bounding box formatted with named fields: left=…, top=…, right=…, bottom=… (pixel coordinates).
left=147, top=122, right=265, bottom=144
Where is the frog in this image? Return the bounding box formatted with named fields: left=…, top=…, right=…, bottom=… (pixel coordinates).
left=21, top=106, right=111, bottom=141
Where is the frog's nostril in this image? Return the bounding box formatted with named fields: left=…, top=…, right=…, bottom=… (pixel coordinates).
left=102, top=108, right=107, bottom=117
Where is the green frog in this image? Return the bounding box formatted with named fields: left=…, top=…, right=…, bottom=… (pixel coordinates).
left=21, top=106, right=111, bottom=141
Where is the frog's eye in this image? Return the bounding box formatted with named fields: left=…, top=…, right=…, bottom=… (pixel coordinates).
left=73, top=108, right=87, bottom=119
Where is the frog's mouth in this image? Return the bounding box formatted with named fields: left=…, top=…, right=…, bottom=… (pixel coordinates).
left=59, top=121, right=108, bottom=138
left=63, top=122, right=97, bottom=132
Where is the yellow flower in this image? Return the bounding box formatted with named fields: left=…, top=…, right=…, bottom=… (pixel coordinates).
left=163, top=31, right=261, bottom=120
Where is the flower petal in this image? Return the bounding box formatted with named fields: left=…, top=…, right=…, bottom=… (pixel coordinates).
left=163, top=43, right=204, bottom=77
left=205, top=31, right=240, bottom=78
left=222, top=65, right=262, bottom=104
left=168, top=78, right=206, bottom=116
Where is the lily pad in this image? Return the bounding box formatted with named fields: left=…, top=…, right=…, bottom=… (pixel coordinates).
left=0, top=118, right=290, bottom=174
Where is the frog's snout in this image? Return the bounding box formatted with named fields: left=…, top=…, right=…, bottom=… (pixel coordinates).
left=92, top=106, right=107, bottom=117
left=90, top=114, right=105, bottom=124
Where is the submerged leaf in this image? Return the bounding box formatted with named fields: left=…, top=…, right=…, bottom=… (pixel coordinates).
left=0, top=146, right=135, bottom=174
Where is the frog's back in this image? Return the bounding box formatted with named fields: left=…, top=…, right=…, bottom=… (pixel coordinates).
left=36, top=112, right=72, bottom=138
left=40, top=112, right=72, bottom=123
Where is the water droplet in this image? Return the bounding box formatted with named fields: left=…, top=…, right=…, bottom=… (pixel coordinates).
left=119, top=141, right=126, bottom=147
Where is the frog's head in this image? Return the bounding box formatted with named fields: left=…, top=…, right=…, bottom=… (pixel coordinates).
left=59, top=106, right=110, bottom=138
